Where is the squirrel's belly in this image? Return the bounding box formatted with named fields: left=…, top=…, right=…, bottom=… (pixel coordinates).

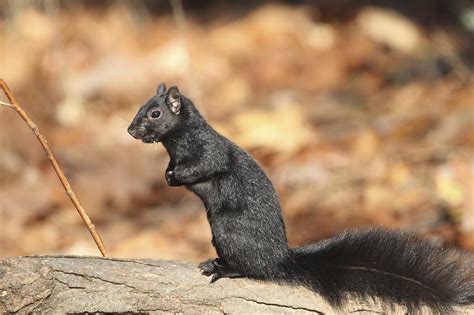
left=187, top=176, right=231, bottom=209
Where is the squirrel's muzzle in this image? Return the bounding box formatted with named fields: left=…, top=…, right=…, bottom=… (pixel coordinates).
left=127, top=125, right=139, bottom=139
left=127, top=121, right=145, bottom=140
left=128, top=122, right=155, bottom=143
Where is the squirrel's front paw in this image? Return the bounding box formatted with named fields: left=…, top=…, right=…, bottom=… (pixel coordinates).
left=165, top=170, right=180, bottom=186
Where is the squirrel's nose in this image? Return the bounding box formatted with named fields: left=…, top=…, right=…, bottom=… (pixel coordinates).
left=128, top=125, right=138, bottom=138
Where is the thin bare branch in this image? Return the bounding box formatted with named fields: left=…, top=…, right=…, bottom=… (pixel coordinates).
left=0, top=78, right=108, bottom=257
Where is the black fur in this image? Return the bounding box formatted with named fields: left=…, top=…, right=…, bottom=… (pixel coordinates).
left=128, top=83, right=474, bottom=313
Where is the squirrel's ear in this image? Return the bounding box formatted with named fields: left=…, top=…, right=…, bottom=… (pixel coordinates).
left=157, top=82, right=167, bottom=95
left=167, top=86, right=181, bottom=114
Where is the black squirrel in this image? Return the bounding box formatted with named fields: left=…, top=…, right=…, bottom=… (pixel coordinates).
left=128, top=83, right=474, bottom=313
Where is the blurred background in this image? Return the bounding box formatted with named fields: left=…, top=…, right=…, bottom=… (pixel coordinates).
left=0, top=0, right=473, bottom=260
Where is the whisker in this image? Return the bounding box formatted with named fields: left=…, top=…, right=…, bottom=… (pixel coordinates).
left=178, top=194, right=189, bottom=205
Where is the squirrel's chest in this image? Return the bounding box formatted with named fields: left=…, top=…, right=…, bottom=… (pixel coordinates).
left=187, top=180, right=213, bottom=198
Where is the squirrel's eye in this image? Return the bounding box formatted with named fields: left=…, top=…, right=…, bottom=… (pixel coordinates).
left=149, top=109, right=161, bottom=119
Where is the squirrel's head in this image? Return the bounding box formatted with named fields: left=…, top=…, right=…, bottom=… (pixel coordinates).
left=128, top=83, right=184, bottom=143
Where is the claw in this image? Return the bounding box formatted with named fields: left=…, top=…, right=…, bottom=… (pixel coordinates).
left=210, top=273, right=221, bottom=284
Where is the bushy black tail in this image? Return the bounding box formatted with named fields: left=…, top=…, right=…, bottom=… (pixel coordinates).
left=289, top=229, right=474, bottom=313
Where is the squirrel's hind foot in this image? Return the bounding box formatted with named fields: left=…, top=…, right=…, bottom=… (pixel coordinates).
left=198, top=258, right=222, bottom=276
left=198, top=258, right=243, bottom=283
